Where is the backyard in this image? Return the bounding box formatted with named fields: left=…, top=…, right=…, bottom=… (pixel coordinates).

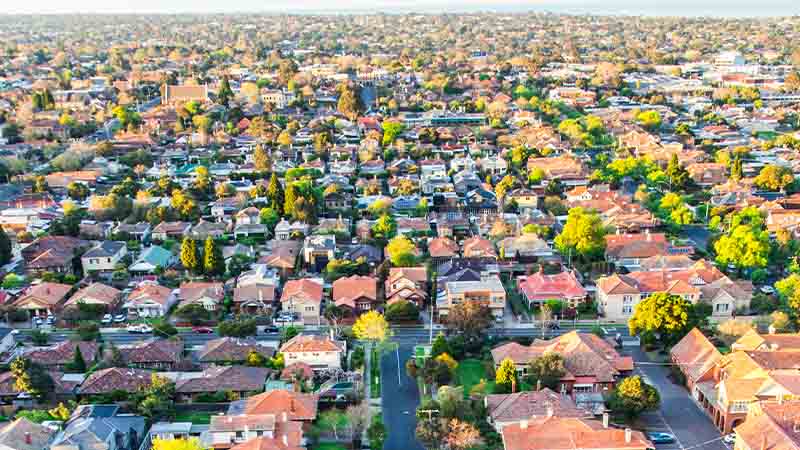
left=173, top=411, right=215, bottom=424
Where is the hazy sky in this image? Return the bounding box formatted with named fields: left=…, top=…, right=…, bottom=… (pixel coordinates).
left=3, top=0, right=799, bottom=16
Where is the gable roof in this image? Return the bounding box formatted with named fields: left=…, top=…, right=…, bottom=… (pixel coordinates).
left=280, top=335, right=344, bottom=354
left=242, top=390, right=319, bottom=421
left=78, top=367, right=153, bottom=395
left=501, top=417, right=652, bottom=450
left=670, top=328, right=722, bottom=382
left=280, top=279, right=323, bottom=304
left=332, top=275, right=377, bottom=307
left=196, top=337, right=276, bottom=363
left=486, top=388, right=590, bottom=424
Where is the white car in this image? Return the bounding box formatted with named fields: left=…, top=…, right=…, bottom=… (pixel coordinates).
left=723, top=433, right=736, bottom=445
left=760, top=286, right=776, bottom=295
left=127, top=324, right=153, bottom=334
left=101, top=314, right=113, bottom=325
left=113, top=314, right=126, bottom=323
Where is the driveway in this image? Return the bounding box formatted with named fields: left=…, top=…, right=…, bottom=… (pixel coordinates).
left=381, top=345, right=424, bottom=450
left=627, top=347, right=727, bottom=450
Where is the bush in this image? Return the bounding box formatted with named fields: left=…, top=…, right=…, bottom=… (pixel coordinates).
left=384, top=300, right=420, bottom=322
left=175, top=303, right=212, bottom=325
left=218, top=318, right=257, bottom=338
left=77, top=322, right=100, bottom=341
left=351, top=346, right=366, bottom=370
left=153, top=320, right=178, bottom=337
left=30, top=330, right=49, bottom=346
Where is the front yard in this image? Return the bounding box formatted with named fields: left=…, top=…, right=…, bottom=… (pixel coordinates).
left=456, top=359, right=495, bottom=398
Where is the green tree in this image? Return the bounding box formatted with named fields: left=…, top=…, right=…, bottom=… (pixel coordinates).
left=636, top=110, right=662, bottom=130
left=283, top=183, right=298, bottom=218
left=628, top=292, right=691, bottom=347
left=152, top=438, right=205, bottom=450
left=266, top=172, right=284, bottom=215
left=495, top=357, right=518, bottom=393
left=217, top=76, right=234, bottom=106
left=203, top=237, right=224, bottom=276
left=714, top=207, right=770, bottom=270
left=337, top=86, right=362, bottom=121
left=371, top=214, right=397, bottom=241
left=554, top=207, right=606, bottom=261
left=218, top=318, right=258, bottom=338
left=607, top=375, right=660, bottom=419
left=386, top=235, right=416, bottom=266
left=0, top=227, right=12, bottom=265
left=526, top=353, right=566, bottom=390
left=67, top=182, right=90, bottom=200
left=246, top=350, right=267, bottom=367
left=136, top=374, right=175, bottom=419
left=665, top=154, right=691, bottom=191
left=431, top=332, right=451, bottom=358
left=382, top=121, right=405, bottom=147
left=180, top=237, right=199, bottom=273
left=66, top=345, right=86, bottom=373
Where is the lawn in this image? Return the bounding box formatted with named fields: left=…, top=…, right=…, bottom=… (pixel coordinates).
left=457, top=359, right=494, bottom=397
left=173, top=411, right=215, bottom=424
left=313, top=444, right=348, bottom=450
left=370, top=346, right=381, bottom=399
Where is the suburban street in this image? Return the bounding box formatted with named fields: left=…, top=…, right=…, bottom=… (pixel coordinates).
left=381, top=345, right=424, bottom=450
left=626, top=346, right=726, bottom=450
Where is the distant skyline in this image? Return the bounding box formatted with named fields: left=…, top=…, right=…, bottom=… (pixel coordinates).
left=3, top=0, right=799, bottom=17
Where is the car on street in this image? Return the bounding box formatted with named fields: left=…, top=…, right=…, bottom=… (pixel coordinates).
left=760, top=285, right=776, bottom=295
left=33, top=317, right=43, bottom=326
left=263, top=325, right=280, bottom=333
left=647, top=432, right=676, bottom=444
left=113, top=314, right=126, bottom=323
left=192, top=326, right=214, bottom=334
left=127, top=324, right=153, bottom=334
left=101, top=314, right=113, bottom=325
left=723, top=433, right=736, bottom=445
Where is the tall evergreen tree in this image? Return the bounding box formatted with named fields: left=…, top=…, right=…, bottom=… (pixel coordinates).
left=69, top=345, right=86, bottom=373
left=217, top=76, right=234, bottom=106
left=254, top=144, right=270, bottom=172
left=203, top=237, right=225, bottom=276
left=0, top=227, right=12, bottom=265
left=284, top=183, right=298, bottom=218
left=267, top=172, right=284, bottom=215
left=731, top=156, right=743, bottom=181
left=180, top=237, right=199, bottom=274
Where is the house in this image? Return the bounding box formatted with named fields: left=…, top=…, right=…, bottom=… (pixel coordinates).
left=195, top=337, right=276, bottom=366
left=332, top=275, right=378, bottom=315
left=114, top=222, right=151, bottom=242
left=151, top=221, right=192, bottom=241
left=62, top=282, right=121, bottom=312
left=491, top=331, right=633, bottom=397
left=81, top=241, right=127, bottom=276
left=123, top=281, right=176, bottom=318
left=77, top=368, right=154, bottom=396
left=670, top=328, right=722, bottom=398
left=50, top=405, right=146, bottom=450
left=115, top=338, right=183, bottom=370
left=428, top=237, right=459, bottom=262
left=498, top=234, right=551, bottom=260
left=25, top=341, right=100, bottom=371
left=231, top=389, right=318, bottom=421
left=438, top=274, right=506, bottom=320
left=596, top=260, right=752, bottom=320
left=233, top=285, right=276, bottom=315
left=259, top=241, right=300, bottom=276
left=386, top=267, right=428, bottom=306
left=178, top=281, right=225, bottom=311
left=462, top=236, right=497, bottom=260
left=0, top=328, right=15, bottom=357
left=162, top=84, right=209, bottom=104
left=209, top=414, right=303, bottom=450
left=22, top=236, right=89, bottom=276
left=280, top=278, right=324, bottom=325
left=12, top=282, right=72, bottom=317
left=517, top=268, right=587, bottom=308
left=687, top=162, right=728, bottom=187
left=190, top=219, right=228, bottom=240
left=236, top=207, right=262, bottom=226
left=302, top=235, right=336, bottom=270
left=279, top=335, right=344, bottom=371
left=500, top=417, right=651, bottom=450
left=604, top=232, right=693, bottom=271
left=129, top=245, right=175, bottom=275
left=174, top=365, right=271, bottom=402
left=0, top=418, right=56, bottom=450
left=526, top=155, right=590, bottom=186
left=733, top=401, right=800, bottom=450
left=485, top=388, right=591, bottom=431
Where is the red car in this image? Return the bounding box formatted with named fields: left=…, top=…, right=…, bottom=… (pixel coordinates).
left=192, top=326, right=214, bottom=334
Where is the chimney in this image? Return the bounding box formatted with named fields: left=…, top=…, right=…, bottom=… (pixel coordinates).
left=625, top=428, right=632, bottom=444
left=603, top=413, right=609, bottom=429
left=646, top=229, right=651, bottom=241
left=520, top=420, right=528, bottom=429
left=282, top=435, right=288, bottom=446
left=24, top=432, right=31, bottom=445
left=536, top=380, right=542, bottom=391
left=282, top=412, right=288, bottom=422
left=258, top=289, right=263, bottom=302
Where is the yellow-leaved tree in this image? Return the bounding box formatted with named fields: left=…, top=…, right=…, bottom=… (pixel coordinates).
left=152, top=437, right=205, bottom=450
left=353, top=310, right=391, bottom=343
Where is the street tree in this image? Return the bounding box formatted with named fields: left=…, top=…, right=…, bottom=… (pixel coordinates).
left=628, top=292, right=690, bottom=347
left=352, top=311, right=391, bottom=343
left=554, top=207, right=607, bottom=261
left=607, top=375, right=660, bottom=420
left=714, top=207, right=770, bottom=271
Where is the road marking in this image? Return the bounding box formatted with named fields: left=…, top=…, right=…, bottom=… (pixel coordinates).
left=396, top=346, right=402, bottom=386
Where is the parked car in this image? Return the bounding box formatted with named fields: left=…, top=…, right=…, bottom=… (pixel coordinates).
left=192, top=326, right=214, bottom=334
left=263, top=325, right=280, bottom=334
left=647, top=432, right=676, bottom=444
left=113, top=314, right=126, bottom=323
left=101, top=314, right=113, bottom=325
left=46, top=315, right=55, bottom=325
left=127, top=324, right=153, bottom=334
left=760, top=285, right=776, bottom=295
left=723, top=433, right=736, bottom=445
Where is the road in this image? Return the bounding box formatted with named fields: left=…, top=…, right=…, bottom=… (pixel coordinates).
left=627, top=346, right=726, bottom=450
left=381, top=345, right=424, bottom=450
left=682, top=225, right=712, bottom=253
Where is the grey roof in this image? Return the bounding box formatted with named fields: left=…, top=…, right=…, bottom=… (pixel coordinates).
left=82, top=241, right=126, bottom=258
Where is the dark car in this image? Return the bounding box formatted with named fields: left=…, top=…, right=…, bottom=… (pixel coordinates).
left=192, top=326, right=214, bottom=334
left=263, top=325, right=280, bottom=334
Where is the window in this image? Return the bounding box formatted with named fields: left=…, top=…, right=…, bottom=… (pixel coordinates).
left=622, top=295, right=633, bottom=304
left=622, top=305, right=633, bottom=315
left=730, top=401, right=750, bottom=413
left=716, top=303, right=730, bottom=313
left=305, top=305, right=315, bottom=312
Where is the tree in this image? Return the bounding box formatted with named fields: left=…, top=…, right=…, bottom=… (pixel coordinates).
left=319, top=410, right=348, bottom=440
left=527, top=353, right=566, bottom=390
left=416, top=417, right=445, bottom=450
left=636, top=110, right=662, bottom=130
left=254, top=144, right=271, bottom=172
left=33, top=176, right=48, bottom=193
left=0, top=227, right=11, bottom=266
left=382, top=121, right=405, bottom=147
left=246, top=350, right=267, bottom=367
left=371, top=214, right=397, bottom=241
left=386, top=235, right=416, bottom=266
left=283, top=183, right=298, bottom=218
left=346, top=403, right=370, bottom=445
left=755, top=164, right=794, bottom=191
left=152, top=438, right=205, bottom=450
left=444, top=419, right=480, bottom=450
left=431, top=332, right=451, bottom=358
left=495, top=357, right=518, bottom=393
left=714, top=207, right=770, bottom=270
left=554, top=207, right=606, bottom=261
left=352, top=311, right=391, bottom=343
left=628, top=292, right=691, bottom=347
left=136, top=374, right=175, bottom=419
left=203, top=237, right=225, bottom=276
left=338, top=86, right=362, bottom=121
left=666, top=154, right=691, bottom=190
left=48, top=402, right=71, bottom=421
left=607, top=376, right=660, bottom=419
left=445, top=302, right=492, bottom=344
left=180, top=237, right=199, bottom=273
left=218, top=318, right=258, bottom=338
left=67, top=182, right=90, bottom=201
left=367, top=415, right=386, bottom=450
left=217, top=76, right=234, bottom=106
left=11, top=358, right=53, bottom=397
left=77, top=322, right=100, bottom=341
left=66, top=345, right=86, bottom=373
left=384, top=300, right=420, bottom=322
left=175, top=304, right=212, bottom=325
